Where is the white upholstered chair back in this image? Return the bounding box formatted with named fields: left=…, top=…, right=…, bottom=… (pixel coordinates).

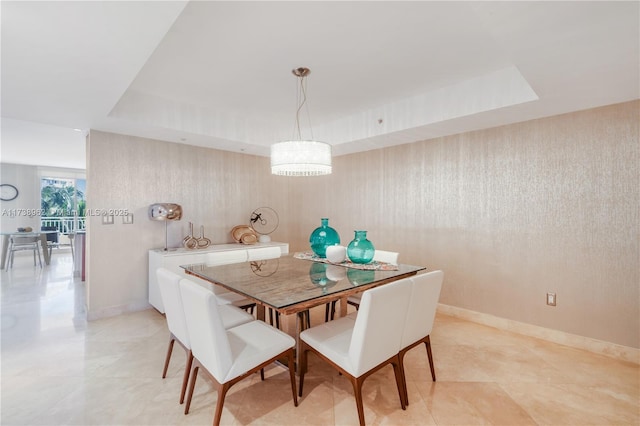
left=156, top=268, right=191, bottom=349
left=401, top=271, right=443, bottom=349
left=341, top=250, right=400, bottom=316
left=247, top=246, right=281, bottom=261
left=202, top=250, right=248, bottom=296
left=348, top=277, right=412, bottom=376
left=179, top=278, right=234, bottom=381
left=207, top=250, right=247, bottom=266
left=373, top=250, right=399, bottom=265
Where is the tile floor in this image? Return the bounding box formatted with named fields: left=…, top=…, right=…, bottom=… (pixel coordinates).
left=1, top=252, right=639, bottom=425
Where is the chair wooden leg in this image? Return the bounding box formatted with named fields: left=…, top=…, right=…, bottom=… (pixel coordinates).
left=298, top=311, right=309, bottom=332
left=298, top=343, right=308, bottom=397
left=325, top=300, right=337, bottom=321
left=162, top=337, right=176, bottom=378
left=180, top=351, right=194, bottom=404
left=184, top=364, right=199, bottom=415
left=213, top=382, right=231, bottom=426
left=260, top=368, right=264, bottom=381
left=398, top=349, right=409, bottom=406
left=325, top=302, right=335, bottom=322
left=425, top=335, right=436, bottom=381
left=397, top=336, right=436, bottom=407
left=286, top=348, right=298, bottom=406
left=391, top=355, right=407, bottom=410
left=347, top=299, right=361, bottom=311
left=351, top=376, right=366, bottom=426
left=267, top=309, right=281, bottom=329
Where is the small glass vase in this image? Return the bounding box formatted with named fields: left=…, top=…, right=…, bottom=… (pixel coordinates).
left=347, top=230, right=375, bottom=264
left=309, top=218, right=340, bottom=258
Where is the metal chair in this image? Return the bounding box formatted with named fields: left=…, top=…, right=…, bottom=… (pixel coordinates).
left=41, top=226, right=59, bottom=256
left=5, top=235, right=42, bottom=270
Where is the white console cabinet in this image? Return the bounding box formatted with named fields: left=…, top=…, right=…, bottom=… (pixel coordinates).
left=148, top=242, right=289, bottom=313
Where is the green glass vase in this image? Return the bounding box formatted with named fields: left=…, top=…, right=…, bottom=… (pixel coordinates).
left=309, top=218, right=340, bottom=258
left=347, top=268, right=376, bottom=286
left=347, top=230, right=375, bottom=264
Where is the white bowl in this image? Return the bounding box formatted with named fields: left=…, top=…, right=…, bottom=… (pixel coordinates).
left=325, top=245, right=346, bottom=263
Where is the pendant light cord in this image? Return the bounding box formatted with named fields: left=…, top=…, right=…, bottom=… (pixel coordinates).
left=292, top=72, right=314, bottom=141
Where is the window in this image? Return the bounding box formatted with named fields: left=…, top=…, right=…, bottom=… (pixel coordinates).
left=40, top=177, right=86, bottom=234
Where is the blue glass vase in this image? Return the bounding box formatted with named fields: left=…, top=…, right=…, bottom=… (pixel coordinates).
left=309, top=218, right=340, bottom=258
left=347, top=230, right=375, bottom=264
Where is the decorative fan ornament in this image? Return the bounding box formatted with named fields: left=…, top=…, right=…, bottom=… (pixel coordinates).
left=250, top=207, right=279, bottom=242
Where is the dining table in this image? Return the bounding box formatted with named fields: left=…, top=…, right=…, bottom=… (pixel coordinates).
left=182, top=253, right=426, bottom=371
left=1, top=230, right=58, bottom=269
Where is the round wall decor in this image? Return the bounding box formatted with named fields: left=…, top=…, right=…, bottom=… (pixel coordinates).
left=0, top=184, right=19, bottom=201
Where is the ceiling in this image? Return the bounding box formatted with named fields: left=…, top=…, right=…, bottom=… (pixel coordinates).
left=1, top=1, right=638, bottom=170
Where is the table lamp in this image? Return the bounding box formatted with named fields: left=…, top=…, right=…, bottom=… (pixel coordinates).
left=148, top=203, right=182, bottom=251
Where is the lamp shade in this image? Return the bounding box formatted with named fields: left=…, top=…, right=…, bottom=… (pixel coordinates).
left=148, top=203, right=182, bottom=221
left=270, top=140, right=332, bottom=176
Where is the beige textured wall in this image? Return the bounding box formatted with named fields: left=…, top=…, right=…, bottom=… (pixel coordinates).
left=287, top=100, right=639, bottom=348
left=87, top=100, right=638, bottom=348
left=85, top=131, right=296, bottom=317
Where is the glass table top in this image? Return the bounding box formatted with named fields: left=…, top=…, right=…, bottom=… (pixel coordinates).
left=182, top=254, right=426, bottom=312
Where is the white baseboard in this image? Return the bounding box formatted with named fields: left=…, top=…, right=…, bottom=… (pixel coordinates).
left=437, top=303, right=639, bottom=365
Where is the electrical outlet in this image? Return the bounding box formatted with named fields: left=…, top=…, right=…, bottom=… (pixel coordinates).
left=546, top=292, right=556, bottom=306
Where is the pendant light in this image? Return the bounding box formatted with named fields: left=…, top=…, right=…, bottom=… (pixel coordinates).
left=271, top=67, right=332, bottom=176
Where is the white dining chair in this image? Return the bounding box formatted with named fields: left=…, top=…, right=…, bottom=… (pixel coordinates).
left=156, top=268, right=254, bottom=404
left=247, top=245, right=281, bottom=261
left=5, top=235, right=42, bottom=270
left=326, top=250, right=400, bottom=321
left=179, top=278, right=298, bottom=425
left=199, top=250, right=256, bottom=309
left=208, top=249, right=248, bottom=265
left=398, top=270, right=443, bottom=405
left=299, top=277, right=413, bottom=426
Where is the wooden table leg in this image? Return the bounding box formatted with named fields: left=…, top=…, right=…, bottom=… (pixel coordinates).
left=256, top=304, right=266, bottom=321
left=295, top=311, right=309, bottom=375
left=339, top=296, right=348, bottom=317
